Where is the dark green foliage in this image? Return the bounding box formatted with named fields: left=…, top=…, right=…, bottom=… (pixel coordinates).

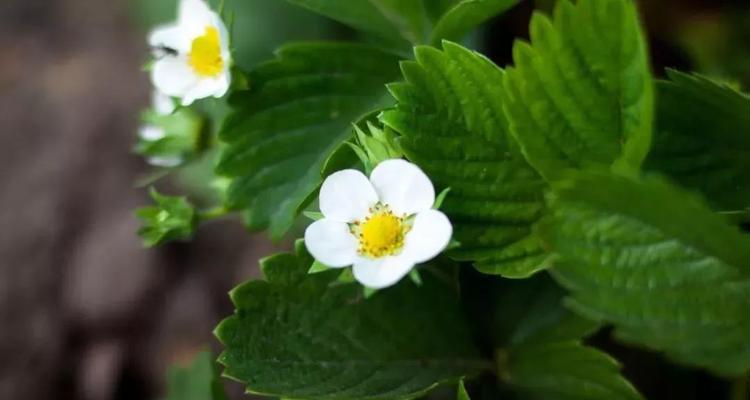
left=430, top=0, right=519, bottom=45
left=216, top=43, right=401, bottom=238
left=540, top=172, right=750, bottom=376
left=287, top=0, right=519, bottom=46
left=215, top=242, right=487, bottom=399
left=381, top=42, right=549, bottom=278
left=647, top=70, right=750, bottom=212
left=503, top=0, right=654, bottom=180
left=462, top=272, right=642, bottom=399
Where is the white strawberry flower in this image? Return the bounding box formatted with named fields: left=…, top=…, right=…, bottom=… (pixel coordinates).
left=305, top=159, right=453, bottom=289
left=152, top=89, right=176, bottom=115
left=138, top=90, right=181, bottom=167
left=149, top=0, right=231, bottom=106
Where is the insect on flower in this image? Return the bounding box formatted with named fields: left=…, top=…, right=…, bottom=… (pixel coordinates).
left=148, top=0, right=232, bottom=106
left=305, top=159, right=453, bottom=289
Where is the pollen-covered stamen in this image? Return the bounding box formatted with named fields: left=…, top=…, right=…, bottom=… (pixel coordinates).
left=188, top=26, right=224, bottom=77
left=351, top=204, right=410, bottom=259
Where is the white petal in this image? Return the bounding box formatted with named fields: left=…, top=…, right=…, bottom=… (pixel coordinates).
left=401, top=209, right=453, bottom=264
left=147, top=156, right=182, bottom=167
left=148, top=23, right=190, bottom=53
left=304, top=219, right=358, bottom=268
left=178, top=0, right=220, bottom=38
left=152, top=90, right=176, bottom=115
left=179, top=72, right=230, bottom=106
left=151, top=57, right=199, bottom=99
left=319, top=169, right=378, bottom=223
left=370, top=159, right=435, bottom=216
left=217, top=18, right=232, bottom=59
left=353, top=256, right=415, bottom=289
left=139, top=125, right=166, bottom=141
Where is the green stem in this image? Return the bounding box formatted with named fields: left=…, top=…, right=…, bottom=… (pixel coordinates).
left=732, top=374, right=749, bottom=400
left=198, top=206, right=230, bottom=221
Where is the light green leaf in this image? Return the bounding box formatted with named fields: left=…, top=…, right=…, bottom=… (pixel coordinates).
left=215, top=242, right=488, bottom=400
left=457, top=379, right=470, bottom=400
left=286, top=0, right=424, bottom=45
left=540, top=172, right=750, bottom=376
left=430, top=0, right=519, bottom=45
left=216, top=43, right=401, bottom=239
left=503, top=0, right=654, bottom=180
left=381, top=42, right=549, bottom=278
left=163, top=351, right=227, bottom=400
left=462, top=273, right=642, bottom=399
left=647, top=70, right=750, bottom=212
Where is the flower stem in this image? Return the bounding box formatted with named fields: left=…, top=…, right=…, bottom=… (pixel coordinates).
left=198, top=206, right=229, bottom=221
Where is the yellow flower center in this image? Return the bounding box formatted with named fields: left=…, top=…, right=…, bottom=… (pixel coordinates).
left=353, top=205, right=408, bottom=259
left=188, top=26, right=224, bottom=77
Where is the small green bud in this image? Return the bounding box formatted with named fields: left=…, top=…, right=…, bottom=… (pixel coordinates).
left=135, top=108, right=204, bottom=168
left=351, top=121, right=404, bottom=173
left=136, top=188, right=198, bottom=247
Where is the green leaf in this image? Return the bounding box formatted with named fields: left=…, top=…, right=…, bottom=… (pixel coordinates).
left=136, top=188, right=197, bottom=247
left=647, top=70, right=750, bottom=212
left=430, top=0, right=519, bottom=45
left=368, top=0, right=430, bottom=44
left=286, top=0, right=424, bottom=45
left=462, top=272, right=642, bottom=399
left=215, top=243, right=487, bottom=400
left=286, top=0, right=518, bottom=46
left=539, top=172, right=750, bottom=376
left=216, top=42, right=401, bottom=239
left=457, top=379, right=470, bottom=400
left=381, top=42, right=549, bottom=278
left=163, top=351, right=227, bottom=400
left=505, top=332, right=642, bottom=400
left=423, top=0, right=462, bottom=23
left=503, top=0, right=654, bottom=180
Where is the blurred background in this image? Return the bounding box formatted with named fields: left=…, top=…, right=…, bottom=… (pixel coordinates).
left=0, top=0, right=749, bottom=399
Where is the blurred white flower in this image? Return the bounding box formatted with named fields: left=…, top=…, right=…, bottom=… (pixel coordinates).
left=152, top=89, right=176, bottom=115
left=305, top=159, right=452, bottom=289
left=137, top=90, right=183, bottom=167
left=149, top=0, right=231, bottom=106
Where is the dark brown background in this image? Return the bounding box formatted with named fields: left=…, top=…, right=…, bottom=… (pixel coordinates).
left=0, top=0, right=748, bottom=399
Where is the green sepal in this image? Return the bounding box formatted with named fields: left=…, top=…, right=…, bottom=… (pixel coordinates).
left=308, top=259, right=330, bottom=274
left=303, top=211, right=324, bottom=221
left=409, top=269, right=423, bottom=286
left=433, top=187, right=451, bottom=209
left=136, top=187, right=198, bottom=247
